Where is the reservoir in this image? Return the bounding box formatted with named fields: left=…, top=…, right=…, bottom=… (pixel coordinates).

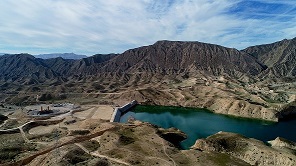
left=120, top=105, right=296, bottom=149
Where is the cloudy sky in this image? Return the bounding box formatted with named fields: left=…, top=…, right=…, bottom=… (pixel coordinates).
left=0, top=0, right=296, bottom=56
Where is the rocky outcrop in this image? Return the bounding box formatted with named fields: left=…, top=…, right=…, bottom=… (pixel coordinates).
left=268, top=137, right=296, bottom=151
left=157, top=127, right=187, bottom=146
left=191, top=131, right=296, bottom=166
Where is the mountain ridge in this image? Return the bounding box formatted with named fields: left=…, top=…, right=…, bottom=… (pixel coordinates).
left=34, top=53, right=87, bottom=59
left=243, top=37, right=296, bottom=78
left=1, top=38, right=296, bottom=84
left=101, top=40, right=266, bottom=77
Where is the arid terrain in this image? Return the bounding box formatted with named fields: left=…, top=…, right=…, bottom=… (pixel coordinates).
left=1, top=38, right=296, bottom=121
left=0, top=104, right=250, bottom=165
left=0, top=38, right=296, bottom=165
left=0, top=102, right=295, bottom=166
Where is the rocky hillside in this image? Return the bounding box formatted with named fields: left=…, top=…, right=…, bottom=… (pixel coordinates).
left=0, top=53, right=118, bottom=83
left=192, top=131, right=296, bottom=166
left=243, top=37, right=296, bottom=78
left=0, top=41, right=267, bottom=84
left=102, top=40, right=265, bottom=77
left=68, top=54, right=118, bottom=76
left=0, top=54, right=58, bottom=83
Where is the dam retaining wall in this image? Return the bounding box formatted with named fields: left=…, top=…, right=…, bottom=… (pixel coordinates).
left=110, top=100, right=138, bottom=122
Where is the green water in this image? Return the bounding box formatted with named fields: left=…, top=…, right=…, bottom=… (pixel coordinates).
left=120, top=105, right=296, bottom=149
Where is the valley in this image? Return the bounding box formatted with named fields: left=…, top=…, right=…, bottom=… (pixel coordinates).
left=0, top=38, right=296, bottom=165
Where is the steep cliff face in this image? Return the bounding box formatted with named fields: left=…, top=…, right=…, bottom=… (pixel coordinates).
left=243, top=37, right=296, bottom=78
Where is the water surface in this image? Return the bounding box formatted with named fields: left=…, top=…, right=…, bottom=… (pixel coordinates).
left=120, top=105, right=296, bottom=149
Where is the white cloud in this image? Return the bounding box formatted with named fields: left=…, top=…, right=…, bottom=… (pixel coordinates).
left=0, top=0, right=295, bottom=55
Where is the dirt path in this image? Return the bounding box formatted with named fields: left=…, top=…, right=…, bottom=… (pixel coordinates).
left=162, top=139, right=176, bottom=166
left=7, top=125, right=116, bottom=166
left=19, top=126, right=30, bottom=143
left=75, top=143, right=131, bottom=166
left=0, top=119, right=8, bottom=128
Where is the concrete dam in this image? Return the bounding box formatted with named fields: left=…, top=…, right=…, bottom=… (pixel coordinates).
left=110, top=100, right=138, bottom=122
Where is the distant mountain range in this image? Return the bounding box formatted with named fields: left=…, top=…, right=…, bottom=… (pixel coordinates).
left=0, top=53, right=87, bottom=59
left=0, top=38, right=295, bottom=85
left=34, top=53, right=87, bottom=59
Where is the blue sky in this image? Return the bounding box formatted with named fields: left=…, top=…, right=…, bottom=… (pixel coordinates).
left=0, top=0, right=296, bottom=56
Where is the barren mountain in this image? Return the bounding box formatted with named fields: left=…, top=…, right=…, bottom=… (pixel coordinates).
left=1, top=39, right=293, bottom=84
left=0, top=53, right=118, bottom=83
left=0, top=41, right=267, bottom=88
left=103, top=40, right=265, bottom=77
left=0, top=54, right=57, bottom=83
left=243, top=37, right=296, bottom=78
left=68, top=54, right=118, bottom=75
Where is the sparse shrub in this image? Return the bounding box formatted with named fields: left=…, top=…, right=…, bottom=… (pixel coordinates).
left=118, top=135, right=135, bottom=145
left=38, top=93, right=53, bottom=101
left=70, top=130, right=90, bottom=136
left=0, top=134, right=36, bottom=163
left=64, top=148, right=91, bottom=164
left=57, top=94, right=67, bottom=100
left=185, top=96, right=191, bottom=101
left=81, top=140, right=100, bottom=152
left=65, top=83, right=75, bottom=87
left=274, top=92, right=289, bottom=103
left=94, top=158, right=109, bottom=166
left=92, top=83, right=104, bottom=90
left=31, top=87, right=41, bottom=92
